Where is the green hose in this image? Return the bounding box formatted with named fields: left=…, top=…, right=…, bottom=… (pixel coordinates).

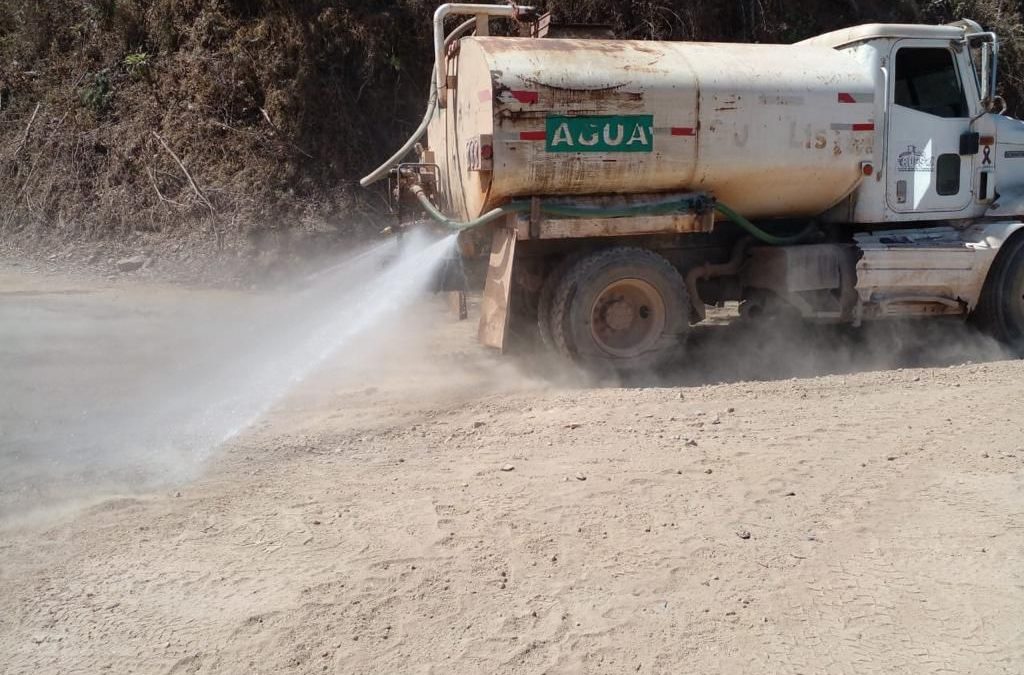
left=413, top=189, right=708, bottom=231
left=410, top=185, right=528, bottom=231
left=412, top=186, right=816, bottom=245
left=509, top=195, right=710, bottom=219
left=713, top=202, right=818, bottom=246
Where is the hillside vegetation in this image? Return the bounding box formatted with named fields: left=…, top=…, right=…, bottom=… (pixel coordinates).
left=0, top=0, right=1021, bottom=252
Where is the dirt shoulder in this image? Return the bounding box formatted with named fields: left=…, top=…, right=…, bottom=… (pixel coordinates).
left=0, top=267, right=1022, bottom=674
left=0, top=226, right=382, bottom=290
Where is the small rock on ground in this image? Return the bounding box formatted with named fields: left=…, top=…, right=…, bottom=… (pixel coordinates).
left=116, top=255, right=147, bottom=272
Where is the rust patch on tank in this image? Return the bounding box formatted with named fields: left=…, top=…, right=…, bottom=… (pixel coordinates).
left=491, top=63, right=645, bottom=113
left=495, top=108, right=607, bottom=126
left=713, top=95, right=740, bottom=112
left=487, top=37, right=656, bottom=57
left=519, top=77, right=644, bottom=105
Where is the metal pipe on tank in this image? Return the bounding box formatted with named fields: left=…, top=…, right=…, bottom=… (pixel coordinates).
left=433, top=3, right=534, bottom=102
left=359, top=17, right=478, bottom=187
left=362, top=5, right=536, bottom=187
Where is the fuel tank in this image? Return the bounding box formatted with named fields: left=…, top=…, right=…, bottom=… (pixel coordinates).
left=428, top=36, right=878, bottom=221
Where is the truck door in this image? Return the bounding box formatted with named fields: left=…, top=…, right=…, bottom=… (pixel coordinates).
left=886, top=41, right=973, bottom=214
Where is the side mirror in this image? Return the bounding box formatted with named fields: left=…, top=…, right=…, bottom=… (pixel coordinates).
left=980, top=39, right=1001, bottom=111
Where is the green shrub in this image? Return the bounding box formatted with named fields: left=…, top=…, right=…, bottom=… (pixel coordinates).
left=86, top=0, right=118, bottom=25
left=80, top=70, right=113, bottom=116
left=123, top=51, right=152, bottom=80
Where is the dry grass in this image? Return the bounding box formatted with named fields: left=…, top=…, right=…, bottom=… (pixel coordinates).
left=0, top=0, right=1021, bottom=251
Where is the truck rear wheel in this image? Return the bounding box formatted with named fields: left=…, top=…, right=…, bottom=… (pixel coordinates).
left=549, top=247, right=689, bottom=373
left=974, top=234, right=1024, bottom=354
left=537, top=254, right=581, bottom=352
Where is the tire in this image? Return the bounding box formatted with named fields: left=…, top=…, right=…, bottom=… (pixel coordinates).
left=549, top=247, right=690, bottom=373
left=973, top=233, right=1024, bottom=354
left=537, top=254, right=581, bottom=352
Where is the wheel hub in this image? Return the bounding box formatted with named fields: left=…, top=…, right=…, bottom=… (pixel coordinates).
left=590, top=279, right=666, bottom=358
left=604, top=299, right=636, bottom=331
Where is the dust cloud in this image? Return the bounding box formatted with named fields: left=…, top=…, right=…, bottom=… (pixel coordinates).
left=0, top=231, right=457, bottom=523
left=2, top=242, right=1013, bottom=524
left=616, top=306, right=1013, bottom=388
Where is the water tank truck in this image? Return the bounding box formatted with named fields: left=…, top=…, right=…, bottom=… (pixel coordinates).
left=363, top=3, right=1024, bottom=373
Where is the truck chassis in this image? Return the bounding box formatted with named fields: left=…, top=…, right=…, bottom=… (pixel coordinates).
left=469, top=208, right=1024, bottom=373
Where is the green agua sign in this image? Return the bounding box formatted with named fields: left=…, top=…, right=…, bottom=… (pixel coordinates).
left=545, top=115, right=654, bottom=153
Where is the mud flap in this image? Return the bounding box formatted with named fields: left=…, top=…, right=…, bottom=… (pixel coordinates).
left=478, top=225, right=517, bottom=351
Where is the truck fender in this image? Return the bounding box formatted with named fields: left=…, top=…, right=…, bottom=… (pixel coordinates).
left=964, top=220, right=1024, bottom=309
left=964, top=220, right=1024, bottom=251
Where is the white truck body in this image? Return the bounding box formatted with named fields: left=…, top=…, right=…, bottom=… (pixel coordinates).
left=372, top=5, right=1024, bottom=371
left=433, top=20, right=1024, bottom=230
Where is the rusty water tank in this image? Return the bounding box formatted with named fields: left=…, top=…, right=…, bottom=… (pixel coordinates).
left=427, top=37, right=877, bottom=221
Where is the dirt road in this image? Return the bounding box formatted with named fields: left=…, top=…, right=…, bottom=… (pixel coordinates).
left=1, top=263, right=1023, bottom=674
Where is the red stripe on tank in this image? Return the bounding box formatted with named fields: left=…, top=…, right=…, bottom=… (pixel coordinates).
left=510, top=90, right=539, bottom=104
left=519, top=131, right=545, bottom=141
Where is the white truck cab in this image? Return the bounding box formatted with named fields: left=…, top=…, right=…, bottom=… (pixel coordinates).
left=796, top=22, right=1024, bottom=328
left=809, top=21, right=1024, bottom=224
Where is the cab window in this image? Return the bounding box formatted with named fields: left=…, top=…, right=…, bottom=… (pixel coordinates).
left=893, top=48, right=968, bottom=118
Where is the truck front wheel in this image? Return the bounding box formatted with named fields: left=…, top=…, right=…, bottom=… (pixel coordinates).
left=975, top=234, right=1024, bottom=354
left=549, top=247, right=689, bottom=373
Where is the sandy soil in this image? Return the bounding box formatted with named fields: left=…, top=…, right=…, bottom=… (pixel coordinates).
left=1, top=263, right=1023, bottom=674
